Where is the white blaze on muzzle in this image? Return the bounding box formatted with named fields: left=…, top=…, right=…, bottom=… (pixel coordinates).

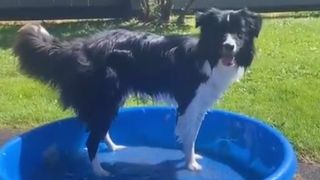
left=223, top=33, right=237, bottom=53
left=221, top=33, right=238, bottom=66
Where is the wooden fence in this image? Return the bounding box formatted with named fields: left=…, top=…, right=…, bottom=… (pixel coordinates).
left=0, top=0, right=320, bottom=20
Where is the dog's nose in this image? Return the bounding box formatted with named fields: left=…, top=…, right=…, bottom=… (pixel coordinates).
left=223, top=43, right=235, bottom=51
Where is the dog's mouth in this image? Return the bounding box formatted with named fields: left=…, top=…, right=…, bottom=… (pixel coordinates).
left=221, top=54, right=236, bottom=67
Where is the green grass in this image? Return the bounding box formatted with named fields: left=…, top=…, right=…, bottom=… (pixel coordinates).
left=0, top=17, right=320, bottom=162
left=220, top=18, right=320, bottom=162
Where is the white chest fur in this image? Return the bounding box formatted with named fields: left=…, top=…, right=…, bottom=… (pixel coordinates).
left=176, top=59, right=244, bottom=133
left=199, top=59, right=244, bottom=106
left=207, top=60, right=244, bottom=95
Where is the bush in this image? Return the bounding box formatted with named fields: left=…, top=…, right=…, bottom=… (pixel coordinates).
left=139, top=0, right=173, bottom=23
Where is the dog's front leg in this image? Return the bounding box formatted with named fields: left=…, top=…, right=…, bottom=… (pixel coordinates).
left=175, top=80, right=219, bottom=171
left=175, top=106, right=207, bottom=171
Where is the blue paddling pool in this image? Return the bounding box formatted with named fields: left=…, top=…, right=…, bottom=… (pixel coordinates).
left=0, top=107, right=297, bottom=180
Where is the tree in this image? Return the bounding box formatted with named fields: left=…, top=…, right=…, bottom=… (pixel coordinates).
left=176, top=0, right=197, bottom=25
left=139, top=0, right=173, bottom=23
left=157, top=0, right=173, bottom=23
left=140, top=0, right=152, bottom=22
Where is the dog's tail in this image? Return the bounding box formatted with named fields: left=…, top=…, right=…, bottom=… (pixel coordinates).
left=14, top=24, right=74, bottom=84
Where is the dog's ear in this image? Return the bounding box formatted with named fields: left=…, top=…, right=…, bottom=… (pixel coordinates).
left=240, top=8, right=262, bottom=37
left=195, top=12, right=204, bottom=28
left=195, top=8, right=220, bottom=28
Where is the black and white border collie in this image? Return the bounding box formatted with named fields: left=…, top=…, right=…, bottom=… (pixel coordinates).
left=14, top=8, right=262, bottom=176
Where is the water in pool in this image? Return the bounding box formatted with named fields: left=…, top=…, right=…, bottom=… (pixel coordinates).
left=30, top=145, right=250, bottom=180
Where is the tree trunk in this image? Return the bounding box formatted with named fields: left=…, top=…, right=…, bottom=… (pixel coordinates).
left=159, top=0, right=173, bottom=23
left=177, top=0, right=197, bottom=25
left=140, top=0, right=152, bottom=22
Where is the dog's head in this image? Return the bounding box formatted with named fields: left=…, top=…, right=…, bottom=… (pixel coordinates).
left=196, top=8, right=262, bottom=68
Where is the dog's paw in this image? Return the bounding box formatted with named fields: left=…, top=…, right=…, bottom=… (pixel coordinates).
left=92, top=158, right=110, bottom=177
left=110, top=144, right=127, bottom=151
left=187, top=160, right=202, bottom=171
left=195, top=154, right=203, bottom=160
left=93, top=167, right=110, bottom=177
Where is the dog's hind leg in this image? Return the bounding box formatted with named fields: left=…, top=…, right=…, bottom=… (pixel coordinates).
left=85, top=100, right=121, bottom=176
left=86, top=120, right=111, bottom=176
left=85, top=50, right=132, bottom=175
left=85, top=111, right=112, bottom=176
left=87, top=131, right=110, bottom=176
left=104, top=132, right=127, bottom=151
left=84, top=87, right=123, bottom=176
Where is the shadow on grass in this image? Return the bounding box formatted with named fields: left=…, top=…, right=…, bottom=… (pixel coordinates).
left=0, top=19, right=195, bottom=49
left=0, top=25, right=20, bottom=49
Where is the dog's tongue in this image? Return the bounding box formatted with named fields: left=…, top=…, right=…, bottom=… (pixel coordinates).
left=222, top=57, right=235, bottom=66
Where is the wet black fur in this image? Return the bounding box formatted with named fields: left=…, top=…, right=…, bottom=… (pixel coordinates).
left=14, top=8, right=262, bottom=162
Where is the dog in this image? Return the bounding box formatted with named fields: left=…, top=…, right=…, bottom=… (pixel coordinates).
left=13, top=7, right=262, bottom=176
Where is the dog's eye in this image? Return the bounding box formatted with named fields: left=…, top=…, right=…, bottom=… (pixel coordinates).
left=237, top=33, right=244, bottom=39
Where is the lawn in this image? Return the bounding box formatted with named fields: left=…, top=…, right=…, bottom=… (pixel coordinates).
left=0, top=16, right=319, bottom=162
